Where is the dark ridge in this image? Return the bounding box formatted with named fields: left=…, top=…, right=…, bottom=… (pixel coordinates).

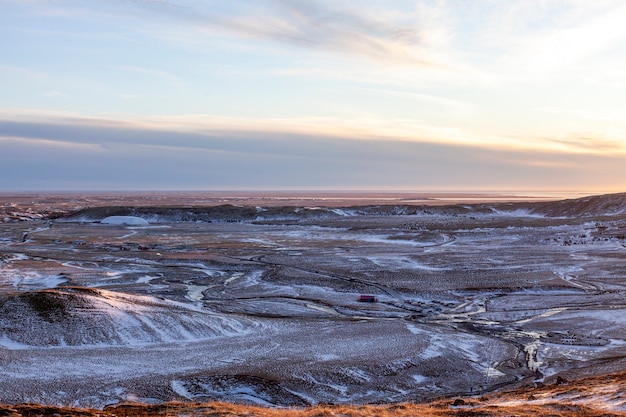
left=522, top=192, right=626, bottom=218
left=19, top=291, right=72, bottom=322
left=27, top=192, right=626, bottom=223
left=342, top=193, right=626, bottom=219
left=59, top=203, right=499, bottom=222
left=345, top=204, right=496, bottom=216
left=60, top=204, right=342, bottom=223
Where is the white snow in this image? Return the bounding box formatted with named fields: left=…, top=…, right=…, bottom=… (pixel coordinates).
left=488, top=208, right=546, bottom=218
left=525, top=341, right=544, bottom=373
left=412, top=374, right=428, bottom=384
left=12, top=272, right=67, bottom=290
left=359, top=235, right=423, bottom=246
left=224, top=272, right=244, bottom=285
left=367, top=255, right=447, bottom=271
left=6, top=197, right=626, bottom=407
left=343, top=368, right=371, bottom=382
left=0, top=335, right=32, bottom=350
left=186, top=284, right=208, bottom=301
left=514, top=307, right=568, bottom=324
left=119, top=230, right=138, bottom=239
left=330, top=208, right=355, bottom=216
left=406, top=323, right=426, bottom=335
left=101, top=216, right=149, bottom=225
left=306, top=303, right=341, bottom=316
left=170, top=381, right=192, bottom=399
left=136, top=275, right=159, bottom=284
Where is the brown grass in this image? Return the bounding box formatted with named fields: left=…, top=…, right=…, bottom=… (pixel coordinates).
left=0, top=399, right=624, bottom=417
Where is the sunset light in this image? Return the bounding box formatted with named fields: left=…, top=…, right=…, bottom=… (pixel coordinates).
left=1, top=0, right=625, bottom=192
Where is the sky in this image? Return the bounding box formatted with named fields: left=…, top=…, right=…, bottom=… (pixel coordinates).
left=1, top=0, right=626, bottom=193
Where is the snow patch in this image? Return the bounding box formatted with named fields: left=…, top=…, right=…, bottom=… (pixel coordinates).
left=490, top=208, right=546, bottom=218
left=406, top=323, right=425, bottom=335
left=171, top=380, right=193, bottom=399
left=101, top=216, right=149, bottom=226
left=412, top=374, right=428, bottom=384
left=0, top=335, right=32, bottom=350
left=186, top=284, right=208, bottom=302
left=330, top=208, right=355, bottom=216
left=136, top=275, right=159, bottom=284
left=317, top=354, right=340, bottom=361
left=368, top=256, right=446, bottom=271
left=12, top=273, right=67, bottom=290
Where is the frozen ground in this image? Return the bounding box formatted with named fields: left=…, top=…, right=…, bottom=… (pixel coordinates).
left=1, top=192, right=626, bottom=407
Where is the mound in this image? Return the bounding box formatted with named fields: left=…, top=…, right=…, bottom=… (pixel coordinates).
left=0, top=288, right=253, bottom=348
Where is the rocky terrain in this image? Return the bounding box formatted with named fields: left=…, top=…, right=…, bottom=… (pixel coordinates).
left=1, top=192, right=626, bottom=410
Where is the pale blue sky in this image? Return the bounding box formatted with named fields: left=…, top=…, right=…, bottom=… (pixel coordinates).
left=2, top=0, right=626, bottom=192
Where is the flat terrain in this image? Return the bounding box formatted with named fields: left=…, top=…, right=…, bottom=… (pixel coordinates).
left=1, top=192, right=626, bottom=409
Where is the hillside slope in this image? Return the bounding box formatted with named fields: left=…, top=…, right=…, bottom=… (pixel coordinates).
left=524, top=192, right=626, bottom=218
left=3, top=368, right=626, bottom=416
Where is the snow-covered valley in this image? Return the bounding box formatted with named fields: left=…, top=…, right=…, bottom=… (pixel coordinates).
left=1, top=193, right=626, bottom=408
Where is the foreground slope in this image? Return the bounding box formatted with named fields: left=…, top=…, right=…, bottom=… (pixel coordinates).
left=3, top=368, right=626, bottom=416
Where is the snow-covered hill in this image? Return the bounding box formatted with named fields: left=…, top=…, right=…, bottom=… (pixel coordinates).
left=0, top=287, right=254, bottom=348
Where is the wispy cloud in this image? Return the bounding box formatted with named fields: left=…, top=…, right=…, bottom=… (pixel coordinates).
left=355, top=87, right=474, bottom=110
left=0, top=135, right=102, bottom=151
left=122, top=0, right=454, bottom=67
left=537, top=107, right=626, bottom=123
left=114, top=65, right=181, bottom=84
left=547, top=135, right=626, bottom=153
left=474, top=1, right=626, bottom=79
left=521, top=6, right=626, bottom=75
left=239, top=0, right=437, bottom=65
left=113, top=0, right=626, bottom=88
left=43, top=90, right=65, bottom=97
